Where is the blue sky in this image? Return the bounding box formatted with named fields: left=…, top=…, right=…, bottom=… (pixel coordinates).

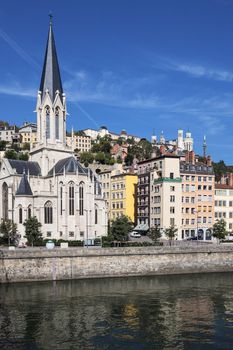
left=0, top=0, right=233, bottom=162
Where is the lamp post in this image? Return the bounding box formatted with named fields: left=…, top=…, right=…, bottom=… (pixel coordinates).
left=194, top=209, right=199, bottom=244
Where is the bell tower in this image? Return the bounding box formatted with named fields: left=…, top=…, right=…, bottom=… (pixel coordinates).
left=36, top=16, right=66, bottom=147
left=30, top=17, right=72, bottom=176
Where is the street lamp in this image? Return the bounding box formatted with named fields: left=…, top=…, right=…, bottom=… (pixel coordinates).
left=194, top=209, right=199, bottom=244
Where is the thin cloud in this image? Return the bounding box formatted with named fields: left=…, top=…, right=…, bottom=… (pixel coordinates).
left=151, top=54, right=233, bottom=82
left=175, top=63, right=233, bottom=82
left=0, top=82, right=35, bottom=97
left=0, top=27, right=40, bottom=71
left=198, top=115, right=226, bottom=135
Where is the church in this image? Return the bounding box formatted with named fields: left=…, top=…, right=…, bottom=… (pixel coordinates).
left=0, top=20, right=107, bottom=243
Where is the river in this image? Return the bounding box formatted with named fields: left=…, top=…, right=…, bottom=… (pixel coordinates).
left=1, top=273, right=233, bottom=349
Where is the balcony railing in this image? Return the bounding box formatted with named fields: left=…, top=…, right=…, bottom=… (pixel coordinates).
left=154, top=177, right=182, bottom=184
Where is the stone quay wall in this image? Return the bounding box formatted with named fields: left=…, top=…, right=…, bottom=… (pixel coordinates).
left=1, top=245, right=233, bottom=283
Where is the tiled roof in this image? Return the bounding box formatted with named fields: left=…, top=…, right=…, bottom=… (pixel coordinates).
left=215, top=184, right=233, bottom=190
left=16, top=173, right=33, bottom=196
left=8, top=159, right=41, bottom=176
left=47, top=156, right=86, bottom=176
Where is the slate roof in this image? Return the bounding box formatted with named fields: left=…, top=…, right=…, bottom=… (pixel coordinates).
left=39, top=20, right=63, bottom=101
left=15, top=173, right=33, bottom=196
left=8, top=159, right=41, bottom=176
left=47, top=157, right=86, bottom=176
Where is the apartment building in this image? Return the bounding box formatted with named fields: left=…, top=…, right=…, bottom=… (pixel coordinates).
left=19, top=123, right=37, bottom=144
left=66, top=134, right=91, bottom=153
left=0, top=125, right=19, bottom=143
left=215, top=173, right=233, bottom=232
left=180, top=152, right=214, bottom=240
left=110, top=173, right=138, bottom=223
left=99, top=170, right=112, bottom=213
left=83, top=126, right=141, bottom=143
left=98, top=164, right=126, bottom=218
left=137, top=154, right=182, bottom=238
left=137, top=161, right=151, bottom=227
left=215, top=185, right=233, bottom=232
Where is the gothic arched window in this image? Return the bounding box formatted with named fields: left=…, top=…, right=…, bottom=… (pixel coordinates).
left=79, top=182, right=84, bottom=216
left=2, top=182, right=8, bottom=220
left=44, top=201, right=53, bottom=224
left=69, top=182, right=75, bottom=216
left=19, top=206, right=23, bottom=224
left=59, top=182, right=63, bottom=215
left=95, top=204, right=98, bottom=224
left=28, top=205, right=32, bottom=219
left=45, top=106, right=50, bottom=139
left=55, top=107, right=59, bottom=140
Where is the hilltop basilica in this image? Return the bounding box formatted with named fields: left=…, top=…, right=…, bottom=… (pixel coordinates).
left=0, top=20, right=107, bottom=242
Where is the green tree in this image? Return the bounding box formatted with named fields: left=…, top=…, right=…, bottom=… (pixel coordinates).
left=116, top=156, right=122, bottom=164
left=22, top=142, right=30, bottom=151
left=124, top=153, right=134, bottom=166
left=0, top=120, right=9, bottom=127
left=18, top=152, right=29, bottom=161
left=116, top=137, right=125, bottom=145
left=138, top=138, right=153, bottom=159
left=126, top=137, right=135, bottom=145
left=0, top=140, right=7, bottom=151
left=11, top=143, right=20, bottom=152
left=91, top=136, right=112, bottom=154
left=164, top=225, right=178, bottom=246
left=148, top=226, right=161, bottom=243
left=213, top=160, right=227, bottom=182
left=24, top=216, right=42, bottom=246
left=110, top=215, right=134, bottom=241
left=0, top=219, right=18, bottom=246
left=212, top=219, right=227, bottom=243
left=79, top=152, right=94, bottom=165
left=95, top=152, right=106, bottom=164
left=4, top=149, right=18, bottom=159
left=74, top=130, right=86, bottom=136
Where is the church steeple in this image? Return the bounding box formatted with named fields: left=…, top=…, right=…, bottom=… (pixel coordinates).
left=39, top=16, right=63, bottom=101
left=33, top=17, right=69, bottom=167
left=31, top=17, right=73, bottom=176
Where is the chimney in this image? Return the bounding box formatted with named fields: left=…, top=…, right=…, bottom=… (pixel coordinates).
left=160, top=145, right=166, bottom=155
left=189, top=151, right=195, bottom=165
left=185, top=151, right=195, bottom=164
left=206, top=155, right=212, bottom=166
left=229, top=173, right=233, bottom=187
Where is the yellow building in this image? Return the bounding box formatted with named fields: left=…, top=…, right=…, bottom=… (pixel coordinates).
left=19, top=123, right=37, bottom=145
left=110, top=173, right=138, bottom=223
left=66, top=134, right=91, bottom=153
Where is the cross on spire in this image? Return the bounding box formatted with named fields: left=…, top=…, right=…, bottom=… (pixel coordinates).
left=49, top=13, right=53, bottom=25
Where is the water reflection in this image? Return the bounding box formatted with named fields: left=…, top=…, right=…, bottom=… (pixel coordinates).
left=1, top=273, right=233, bottom=349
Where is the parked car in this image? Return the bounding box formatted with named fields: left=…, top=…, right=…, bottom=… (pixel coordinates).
left=18, top=242, right=27, bottom=248
left=130, top=231, right=141, bottom=238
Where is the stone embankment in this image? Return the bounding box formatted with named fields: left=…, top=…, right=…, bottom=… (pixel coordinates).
left=1, top=245, right=233, bottom=283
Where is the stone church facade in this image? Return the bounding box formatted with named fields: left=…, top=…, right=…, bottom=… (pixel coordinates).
left=0, top=20, right=107, bottom=243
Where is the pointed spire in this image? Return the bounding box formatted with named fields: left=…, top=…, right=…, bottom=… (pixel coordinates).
left=16, top=173, right=33, bottom=196
left=203, top=135, right=207, bottom=158
left=39, top=17, right=63, bottom=101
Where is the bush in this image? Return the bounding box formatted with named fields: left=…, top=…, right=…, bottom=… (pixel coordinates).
left=102, top=235, right=114, bottom=247
left=0, top=236, right=8, bottom=246
left=94, top=238, right=101, bottom=246
left=33, top=239, right=84, bottom=247
left=101, top=240, right=163, bottom=248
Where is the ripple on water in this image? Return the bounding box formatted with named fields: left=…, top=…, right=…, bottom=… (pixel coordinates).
left=1, top=273, right=233, bottom=349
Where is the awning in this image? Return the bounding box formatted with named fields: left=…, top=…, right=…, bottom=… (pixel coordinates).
left=134, top=224, right=149, bottom=231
